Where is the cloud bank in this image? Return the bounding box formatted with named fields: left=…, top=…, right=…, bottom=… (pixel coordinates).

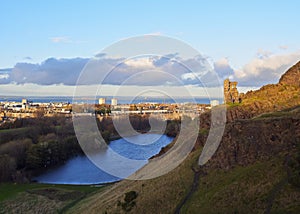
left=233, top=51, right=300, bottom=86
left=1, top=51, right=299, bottom=90
left=2, top=54, right=220, bottom=87
left=6, top=58, right=88, bottom=85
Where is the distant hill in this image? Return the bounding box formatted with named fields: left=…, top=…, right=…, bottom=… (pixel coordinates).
left=67, top=62, right=300, bottom=214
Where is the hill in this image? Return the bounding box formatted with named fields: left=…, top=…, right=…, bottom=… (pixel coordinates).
left=227, top=61, right=300, bottom=121
left=69, top=62, right=300, bottom=213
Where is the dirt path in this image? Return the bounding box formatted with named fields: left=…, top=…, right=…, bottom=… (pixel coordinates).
left=174, top=166, right=203, bottom=214
left=264, top=156, right=291, bottom=214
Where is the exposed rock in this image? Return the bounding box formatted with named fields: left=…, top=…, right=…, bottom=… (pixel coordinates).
left=204, top=109, right=300, bottom=170
left=198, top=61, right=300, bottom=169
left=279, top=61, right=300, bottom=86
left=223, top=61, right=300, bottom=122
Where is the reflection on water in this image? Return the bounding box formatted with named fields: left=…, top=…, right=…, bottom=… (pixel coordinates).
left=35, top=134, right=173, bottom=185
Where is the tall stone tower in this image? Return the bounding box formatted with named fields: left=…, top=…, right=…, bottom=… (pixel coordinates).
left=224, top=79, right=239, bottom=103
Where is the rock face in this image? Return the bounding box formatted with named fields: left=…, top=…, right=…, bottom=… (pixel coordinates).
left=225, top=61, right=300, bottom=122
left=204, top=108, right=300, bottom=170
left=198, top=61, right=300, bottom=169
left=279, top=61, right=300, bottom=86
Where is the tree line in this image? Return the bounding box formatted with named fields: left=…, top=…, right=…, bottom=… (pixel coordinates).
left=0, top=116, right=82, bottom=182
left=0, top=114, right=180, bottom=183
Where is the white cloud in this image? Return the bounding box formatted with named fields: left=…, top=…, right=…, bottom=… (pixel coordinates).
left=50, top=36, right=71, bottom=43
left=256, top=48, right=273, bottom=59
left=181, top=73, right=198, bottom=81
left=9, top=58, right=88, bottom=85
left=233, top=51, right=300, bottom=86
left=4, top=50, right=298, bottom=92
left=23, top=56, right=33, bottom=61
left=49, top=37, right=87, bottom=44
left=124, top=58, right=156, bottom=69
left=1, top=54, right=223, bottom=88
left=213, top=58, right=234, bottom=79
left=215, top=58, right=229, bottom=67
left=0, top=74, right=9, bottom=79
left=279, top=45, right=289, bottom=50
left=144, top=32, right=162, bottom=36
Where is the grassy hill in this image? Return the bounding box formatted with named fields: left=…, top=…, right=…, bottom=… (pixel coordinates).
left=0, top=183, right=101, bottom=213
left=67, top=62, right=300, bottom=213
left=67, top=107, right=300, bottom=213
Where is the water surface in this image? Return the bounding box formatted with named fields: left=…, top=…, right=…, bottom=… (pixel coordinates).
left=35, top=134, right=173, bottom=185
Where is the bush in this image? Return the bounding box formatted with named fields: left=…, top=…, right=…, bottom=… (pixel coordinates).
left=165, top=120, right=180, bottom=137
left=199, top=128, right=208, bottom=136
left=0, top=154, right=16, bottom=181
left=119, top=191, right=138, bottom=212
left=101, top=130, right=111, bottom=142
left=0, top=139, right=32, bottom=169
left=124, top=191, right=138, bottom=203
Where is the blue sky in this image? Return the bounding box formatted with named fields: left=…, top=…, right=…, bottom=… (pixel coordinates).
left=0, top=0, right=300, bottom=96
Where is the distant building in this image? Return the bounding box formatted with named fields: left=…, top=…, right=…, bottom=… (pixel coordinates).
left=22, top=99, right=27, bottom=104
left=210, top=100, right=219, bottom=107
left=224, top=79, right=239, bottom=103
left=98, top=98, right=106, bottom=105
left=111, top=98, right=118, bottom=106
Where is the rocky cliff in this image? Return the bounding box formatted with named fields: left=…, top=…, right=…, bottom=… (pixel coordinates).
left=226, top=61, right=300, bottom=122
left=199, top=61, right=300, bottom=169
left=204, top=107, right=300, bottom=170
left=279, top=61, right=300, bottom=86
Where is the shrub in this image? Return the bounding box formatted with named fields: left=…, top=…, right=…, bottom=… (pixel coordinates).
left=124, top=191, right=138, bottom=203
left=120, top=191, right=138, bottom=212
left=0, top=139, right=32, bottom=169
left=0, top=154, right=16, bottom=181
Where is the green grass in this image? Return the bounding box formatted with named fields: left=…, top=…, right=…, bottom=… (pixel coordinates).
left=253, top=106, right=300, bottom=120
left=66, top=145, right=300, bottom=214
left=0, top=183, right=103, bottom=213
left=0, top=127, right=29, bottom=134
left=68, top=148, right=201, bottom=214
left=254, top=111, right=291, bottom=119
left=227, top=102, right=242, bottom=107
left=0, top=183, right=98, bottom=202
left=199, top=128, right=208, bottom=136
left=180, top=156, right=298, bottom=214
left=0, top=127, right=31, bottom=144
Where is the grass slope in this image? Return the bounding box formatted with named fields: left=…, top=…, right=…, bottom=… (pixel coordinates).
left=0, top=183, right=102, bottom=213
left=67, top=150, right=200, bottom=214
left=68, top=113, right=300, bottom=214
left=182, top=156, right=300, bottom=213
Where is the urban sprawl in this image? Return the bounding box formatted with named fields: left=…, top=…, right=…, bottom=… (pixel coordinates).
left=0, top=98, right=219, bottom=126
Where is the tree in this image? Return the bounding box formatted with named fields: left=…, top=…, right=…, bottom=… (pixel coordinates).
left=0, top=154, right=16, bottom=181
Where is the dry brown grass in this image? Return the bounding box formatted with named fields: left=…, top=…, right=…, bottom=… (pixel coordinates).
left=0, top=191, right=64, bottom=214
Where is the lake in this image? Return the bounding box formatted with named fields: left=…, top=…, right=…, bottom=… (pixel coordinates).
left=34, top=134, right=173, bottom=185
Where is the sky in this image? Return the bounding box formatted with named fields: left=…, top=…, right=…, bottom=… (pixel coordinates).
left=0, top=0, right=300, bottom=97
